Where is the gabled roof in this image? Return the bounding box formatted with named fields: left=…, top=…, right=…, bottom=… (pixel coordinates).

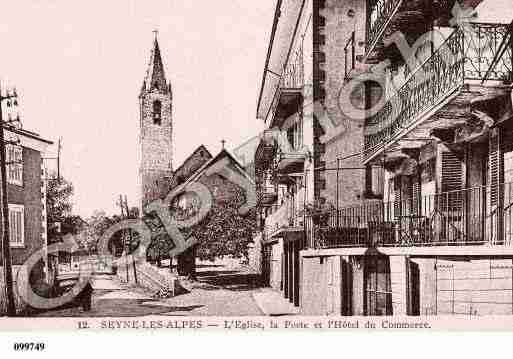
left=171, top=145, right=213, bottom=186
left=172, top=149, right=255, bottom=195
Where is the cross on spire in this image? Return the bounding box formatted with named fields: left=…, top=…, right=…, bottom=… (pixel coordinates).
left=141, top=30, right=168, bottom=93
left=153, top=29, right=159, bottom=40
left=221, top=139, right=226, bottom=150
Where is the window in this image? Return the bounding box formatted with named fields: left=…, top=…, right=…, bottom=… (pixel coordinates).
left=364, top=256, right=392, bottom=316
left=286, top=117, right=304, bottom=151
left=152, top=100, right=162, bottom=125
left=6, top=144, right=22, bottom=186
left=8, top=204, right=24, bottom=247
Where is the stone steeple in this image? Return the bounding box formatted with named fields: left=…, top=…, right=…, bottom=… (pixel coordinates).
left=141, top=32, right=172, bottom=96
left=139, top=32, right=174, bottom=209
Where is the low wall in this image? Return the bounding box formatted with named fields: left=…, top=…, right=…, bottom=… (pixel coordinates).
left=116, top=260, right=178, bottom=296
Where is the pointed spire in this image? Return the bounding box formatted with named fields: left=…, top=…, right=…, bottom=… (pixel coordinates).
left=142, top=30, right=169, bottom=94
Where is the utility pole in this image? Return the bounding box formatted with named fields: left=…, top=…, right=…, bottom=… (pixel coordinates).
left=123, top=195, right=137, bottom=284
left=56, top=138, right=62, bottom=181
left=117, top=194, right=129, bottom=283
left=0, top=87, right=19, bottom=316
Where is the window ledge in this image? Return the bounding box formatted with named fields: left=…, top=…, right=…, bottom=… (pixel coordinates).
left=10, top=244, right=25, bottom=249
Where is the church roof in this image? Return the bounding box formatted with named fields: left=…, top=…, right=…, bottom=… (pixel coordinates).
left=171, top=148, right=255, bottom=195
left=141, top=33, right=170, bottom=94
left=170, top=145, right=213, bottom=188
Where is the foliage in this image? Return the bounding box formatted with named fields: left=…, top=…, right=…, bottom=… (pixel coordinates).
left=182, top=197, right=257, bottom=262
left=300, top=198, right=335, bottom=216
left=84, top=209, right=140, bottom=254
left=46, top=174, right=87, bottom=243
left=46, top=174, right=74, bottom=222
left=148, top=186, right=257, bottom=263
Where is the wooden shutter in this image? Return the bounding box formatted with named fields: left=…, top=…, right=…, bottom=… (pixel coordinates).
left=412, top=178, right=421, bottom=215
left=394, top=176, right=401, bottom=217
left=441, top=151, right=463, bottom=210
left=489, top=130, right=502, bottom=206
left=501, top=127, right=513, bottom=183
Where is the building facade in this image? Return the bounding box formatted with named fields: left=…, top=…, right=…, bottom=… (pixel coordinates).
left=0, top=98, right=53, bottom=313
left=139, top=33, right=174, bottom=210
left=255, top=0, right=513, bottom=316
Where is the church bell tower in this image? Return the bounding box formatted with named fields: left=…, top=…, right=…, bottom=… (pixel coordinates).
left=139, top=31, right=173, bottom=209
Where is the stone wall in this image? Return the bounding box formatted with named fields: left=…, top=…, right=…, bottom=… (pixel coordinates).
left=139, top=88, right=173, bottom=208
left=320, top=0, right=367, bottom=209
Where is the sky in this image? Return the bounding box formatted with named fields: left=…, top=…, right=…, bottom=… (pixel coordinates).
left=0, top=1, right=271, bottom=218
left=0, top=1, right=509, bottom=219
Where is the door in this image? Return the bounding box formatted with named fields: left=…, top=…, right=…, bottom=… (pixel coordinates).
left=364, top=256, right=393, bottom=316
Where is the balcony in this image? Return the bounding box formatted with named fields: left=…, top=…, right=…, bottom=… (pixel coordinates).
left=305, top=182, right=513, bottom=250
left=268, top=48, right=304, bottom=128
left=344, top=32, right=356, bottom=80
left=257, top=184, right=278, bottom=207
left=366, top=0, right=403, bottom=57
left=365, top=0, right=453, bottom=59
left=276, top=150, right=308, bottom=175
left=363, top=22, right=512, bottom=163
left=264, top=188, right=306, bottom=241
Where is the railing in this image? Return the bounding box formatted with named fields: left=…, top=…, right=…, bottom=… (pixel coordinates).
left=264, top=187, right=306, bottom=239
left=366, top=0, right=402, bottom=55
left=306, top=182, right=513, bottom=249
left=266, top=44, right=305, bottom=123
left=363, top=22, right=513, bottom=161
left=257, top=184, right=278, bottom=206
left=344, top=32, right=356, bottom=79
left=282, top=43, right=305, bottom=89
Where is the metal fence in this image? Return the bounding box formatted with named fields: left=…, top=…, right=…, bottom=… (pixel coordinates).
left=344, top=32, right=356, bottom=79
left=306, top=182, right=513, bottom=249
left=363, top=22, right=513, bottom=161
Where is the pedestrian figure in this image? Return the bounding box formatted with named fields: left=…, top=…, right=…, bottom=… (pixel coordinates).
left=78, top=281, right=94, bottom=312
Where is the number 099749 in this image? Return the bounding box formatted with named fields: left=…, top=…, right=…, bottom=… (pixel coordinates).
left=13, top=343, right=45, bottom=351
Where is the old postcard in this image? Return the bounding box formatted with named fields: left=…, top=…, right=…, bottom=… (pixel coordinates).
left=0, top=0, right=513, bottom=346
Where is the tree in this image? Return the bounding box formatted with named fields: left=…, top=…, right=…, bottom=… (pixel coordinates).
left=170, top=187, right=257, bottom=277
left=192, top=201, right=256, bottom=262
left=46, top=174, right=79, bottom=242
left=85, top=209, right=141, bottom=256
left=45, top=174, right=86, bottom=285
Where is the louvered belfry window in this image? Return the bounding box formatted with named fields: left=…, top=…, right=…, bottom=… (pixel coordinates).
left=440, top=151, right=463, bottom=211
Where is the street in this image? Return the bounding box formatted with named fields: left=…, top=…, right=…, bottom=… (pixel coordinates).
left=32, top=265, right=265, bottom=317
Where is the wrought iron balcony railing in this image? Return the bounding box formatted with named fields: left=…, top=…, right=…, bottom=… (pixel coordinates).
left=305, top=182, right=513, bottom=250
left=257, top=184, right=279, bottom=207
left=266, top=45, right=305, bottom=125
left=363, top=22, right=512, bottom=162
left=345, top=32, right=356, bottom=79
left=366, top=0, right=402, bottom=56
left=264, top=187, right=306, bottom=240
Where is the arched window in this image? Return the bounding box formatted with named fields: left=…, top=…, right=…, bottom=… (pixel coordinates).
left=153, top=100, right=162, bottom=125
